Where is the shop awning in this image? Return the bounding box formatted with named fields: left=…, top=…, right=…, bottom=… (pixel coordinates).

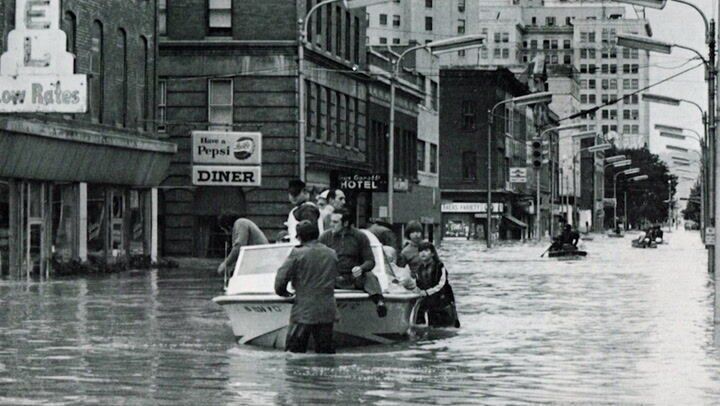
left=503, top=214, right=528, bottom=228
left=0, top=118, right=176, bottom=186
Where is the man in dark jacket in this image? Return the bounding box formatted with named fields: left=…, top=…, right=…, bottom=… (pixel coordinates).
left=275, top=220, right=338, bottom=353
left=319, top=208, right=387, bottom=318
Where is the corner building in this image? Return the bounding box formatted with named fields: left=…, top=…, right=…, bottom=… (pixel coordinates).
left=158, top=0, right=371, bottom=257
left=0, top=0, right=175, bottom=276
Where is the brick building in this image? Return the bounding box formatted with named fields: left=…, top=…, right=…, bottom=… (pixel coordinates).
left=0, top=0, right=175, bottom=276
left=440, top=67, right=556, bottom=241
left=158, top=0, right=371, bottom=257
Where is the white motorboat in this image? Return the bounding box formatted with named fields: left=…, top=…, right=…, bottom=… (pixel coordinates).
left=212, top=231, right=424, bottom=349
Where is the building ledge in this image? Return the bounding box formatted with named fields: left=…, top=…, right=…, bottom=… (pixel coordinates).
left=0, top=118, right=177, bottom=154
left=160, top=39, right=296, bottom=49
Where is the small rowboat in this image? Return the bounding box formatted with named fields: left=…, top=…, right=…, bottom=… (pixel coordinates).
left=631, top=239, right=657, bottom=249
left=548, top=249, right=588, bottom=259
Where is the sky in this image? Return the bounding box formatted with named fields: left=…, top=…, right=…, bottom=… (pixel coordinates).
left=639, top=0, right=715, bottom=201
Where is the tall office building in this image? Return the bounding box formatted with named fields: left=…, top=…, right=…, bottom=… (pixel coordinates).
left=366, top=0, right=652, bottom=149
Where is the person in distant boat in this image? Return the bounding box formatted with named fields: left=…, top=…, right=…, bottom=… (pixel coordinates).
left=287, top=179, right=320, bottom=244
left=413, top=242, right=460, bottom=328
left=552, top=224, right=579, bottom=251
left=398, top=220, right=424, bottom=273
left=275, top=220, right=338, bottom=354
left=319, top=208, right=387, bottom=318
left=217, top=217, right=269, bottom=275
left=316, top=190, right=333, bottom=234
left=655, top=226, right=664, bottom=242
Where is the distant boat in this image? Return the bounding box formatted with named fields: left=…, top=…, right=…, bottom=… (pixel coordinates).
left=631, top=239, right=657, bottom=249
left=548, top=245, right=587, bottom=259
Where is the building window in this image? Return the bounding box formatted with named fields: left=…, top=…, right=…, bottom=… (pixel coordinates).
left=140, top=35, right=150, bottom=131
left=542, top=39, right=549, bottom=49
left=502, top=32, right=509, bottom=43
left=458, top=0, right=465, bottom=12
left=90, top=20, right=104, bottom=124
left=392, top=15, right=400, bottom=27
left=550, top=39, right=558, bottom=49
left=379, top=37, right=387, bottom=44
left=493, top=48, right=501, bottom=58
left=379, top=14, right=387, bottom=25
left=609, top=79, right=617, bottom=89
left=458, top=50, right=465, bottom=57
left=462, top=151, right=477, bottom=180
left=580, top=94, right=588, bottom=103
left=588, top=79, right=596, bottom=89
left=457, top=19, right=465, bottom=35
left=546, top=16, right=555, bottom=26
left=208, top=0, right=232, bottom=36
left=588, top=64, right=597, bottom=74
left=461, top=100, right=475, bottom=130
left=62, top=11, right=77, bottom=71
left=580, top=80, right=587, bottom=89
left=158, top=0, right=167, bottom=35
left=563, top=54, right=572, bottom=64
left=425, top=16, right=433, bottom=31
left=417, top=141, right=426, bottom=172
left=589, top=94, right=596, bottom=104
left=208, top=79, right=233, bottom=130
left=426, top=0, right=432, bottom=7
left=158, top=80, right=167, bottom=132
left=392, top=38, right=400, bottom=44
left=631, top=79, right=639, bottom=89
left=502, top=48, right=509, bottom=59
left=631, top=64, right=639, bottom=73
left=481, top=48, right=488, bottom=59
left=430, top=144, right=438, bottom=173
left=563, top=39, right=571, bottom=49
left=354, top=16, right=360, bottom=62
left=118, top=29, right=128, bottom=127
left=531, top=16, right=537, bottom=25
left=530, top=40, right=537, bottom=49
left=610, top=64, right=617, bottom=74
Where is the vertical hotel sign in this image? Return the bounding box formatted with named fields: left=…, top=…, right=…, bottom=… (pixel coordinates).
left=0, top=0, right=87, bottom=112
left=192, top=131, right=262, bottom=186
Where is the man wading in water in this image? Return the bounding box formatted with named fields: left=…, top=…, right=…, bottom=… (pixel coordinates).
left=275, top=220, right=338, bottom=353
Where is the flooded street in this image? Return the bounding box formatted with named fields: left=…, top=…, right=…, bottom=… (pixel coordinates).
left=1, top=229, right=719, bottom=404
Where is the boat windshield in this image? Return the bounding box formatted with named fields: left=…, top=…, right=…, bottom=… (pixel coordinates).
left=234, top=244, right=295, bottom=276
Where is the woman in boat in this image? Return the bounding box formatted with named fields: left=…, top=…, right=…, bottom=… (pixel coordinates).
left=413, top=241, right=460, bottom=328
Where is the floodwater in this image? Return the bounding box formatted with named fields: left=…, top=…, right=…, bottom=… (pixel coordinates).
left=1, top=230, right=719, bottom=405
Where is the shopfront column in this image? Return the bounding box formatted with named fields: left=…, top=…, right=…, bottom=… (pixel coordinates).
left=78, top=182, right=87, bottom=262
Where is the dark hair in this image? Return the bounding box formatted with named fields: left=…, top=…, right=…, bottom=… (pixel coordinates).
left=405, top=220, right=423, bottom=238
left=417, top=241, right=441, bottom=264
left=296, top=220, right=319, bottom=242
left=332, top=207, right=353, bottom=225
left=288, top=179, right=306, bottom=197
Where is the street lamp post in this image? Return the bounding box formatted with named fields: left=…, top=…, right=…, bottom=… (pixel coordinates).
left=538, top=122, right=587, bottom=239
left=572, top=142, right=611, bottom=229
left=486, top=91, right=553, bottom=248
left=386, top=35, right=485, bottom=225
left=613, top=167, right=641, bottom=229
left=298, top=0, right=391, bottom=181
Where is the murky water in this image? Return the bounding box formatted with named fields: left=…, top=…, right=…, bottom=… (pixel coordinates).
left=1, top=230, right=719, bottom=405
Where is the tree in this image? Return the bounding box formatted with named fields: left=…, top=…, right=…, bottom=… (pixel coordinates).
left=603, top=147, right=677, bottom=229
left=683, top=181, right=701, bottom=222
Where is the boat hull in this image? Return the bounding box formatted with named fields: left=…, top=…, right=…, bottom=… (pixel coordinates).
left=631, top=240, right=657, bottom=248
left=548, top=250, right=587, bottom=258
left=213, top=292, right=423, bottom=349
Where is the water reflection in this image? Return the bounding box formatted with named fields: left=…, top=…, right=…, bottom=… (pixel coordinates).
left=1, top=230, right=719, bottom=404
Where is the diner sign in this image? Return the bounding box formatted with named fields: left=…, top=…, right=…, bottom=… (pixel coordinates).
left=0, top=0, right=87, bottom=112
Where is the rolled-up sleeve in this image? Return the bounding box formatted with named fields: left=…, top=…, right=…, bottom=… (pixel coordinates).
left=274, top=250, right=297, bottom=297
left=358, top=233, right=375, bottom=273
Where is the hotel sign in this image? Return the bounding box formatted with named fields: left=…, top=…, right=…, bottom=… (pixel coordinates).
left=191, top=131, right=262, bottom=186
left=0, top=0, right=87, bottom=112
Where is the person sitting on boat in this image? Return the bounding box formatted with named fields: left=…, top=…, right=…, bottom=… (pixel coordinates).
left=551, top=224, right=579, bottom=251
left=319, top=208, right=388, bottom=318
left=368, top=218, right=398, bottom=251
left=398, top=220, right=424, bottom=273
left=382, top=245, right=416, bottom=290
left=287, top=179, right=320, bottom=244
left=413, top=242, right=460, bottom=328
left=274, top=220, right=338, bottom=354
left=654, top=226, right=664, bottom=242
left=216, top=217, right=269, bottom=276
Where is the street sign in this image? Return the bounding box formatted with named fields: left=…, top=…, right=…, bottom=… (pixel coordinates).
left=706, top=227, right=715, bottom=245
left=192, top=165, right=261, bottom=186
left=509, top=167, right=527, bottom=183
left=337, top=173, right=388, bottom=192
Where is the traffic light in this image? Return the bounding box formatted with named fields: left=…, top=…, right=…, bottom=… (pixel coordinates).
left=531, top=138, right=544, bottom=168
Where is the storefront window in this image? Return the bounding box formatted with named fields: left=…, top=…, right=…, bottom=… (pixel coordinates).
left=0, top=182, right=9, bottom=275
left=87, top=185, right=107, bottom=257
left=51, top=185, right=78, bottom=261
